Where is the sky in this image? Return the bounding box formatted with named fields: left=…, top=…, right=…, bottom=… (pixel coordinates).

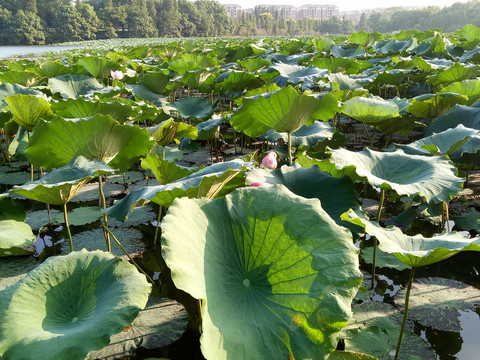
left=215, top=0, right=471, bottom=12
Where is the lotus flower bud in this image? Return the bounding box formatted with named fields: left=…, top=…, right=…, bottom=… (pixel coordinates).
left=260, top=151, right=277, bottom=170
left=111, top=70, right=124, bottom=81
left=249, top=182, right=273, bottom=188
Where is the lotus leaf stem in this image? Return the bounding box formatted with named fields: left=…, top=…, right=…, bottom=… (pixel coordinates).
left=63, top=203, right=73, bottom=253
left=153, top=204, right=162, bottom=248
left=98, top=175, right=111, bottom=252
left=362, top=123, right=373, bottom=149
left=102, top=225, right=154, bottom=284
left=444, top=202, right=451, bottom=232
left=395, top=267, right=416, bottom=360
left=371, top=188, right=386, bottom=289
left=287, top=132, right=293, bottom=166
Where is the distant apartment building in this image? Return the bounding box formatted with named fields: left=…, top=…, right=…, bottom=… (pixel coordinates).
left=224, top=4, right=242, bottom=18
left=297, top=4, right=339, bottom=19
left=340, top=9, right=373, bottom=22
left=255, top=4, right=296, bottom=19
left=223, top=3, right=340, bottom=20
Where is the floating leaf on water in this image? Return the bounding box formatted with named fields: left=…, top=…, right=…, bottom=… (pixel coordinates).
left=53, top=206, right=103, bottom=226
left=25, top=209, right=62, bottom=231
left=70, top=182, right=125, bottom=203
left=86, top=297, right=188, bottom=359
left=0, top=255, right=38, bottom=291
left=396, top=277, right=480, bottom=332
left=106, top=171, right=145, bottom=185
left=62, top=228, right=144, bottom=257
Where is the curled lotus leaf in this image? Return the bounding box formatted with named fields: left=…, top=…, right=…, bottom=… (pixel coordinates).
left=269, top=63, right=328, bottom=90
left=0, top=249, right=151, bottom=360
left=342, top=210, right=480, bottom=268
left=263, top=121, right=335, bottom=148
left=5, top=94, right=56, bottom=132
left=48, top=74, right=104, bottom=99
left=161, top=186, right=362, bottom=360
left=330, top=148, right=464, bottom=204
left=9, top=157, right=115, bottom=205
left=0, top=219, right=35, bottom=257
left=342, top=97, right=400, bottom=124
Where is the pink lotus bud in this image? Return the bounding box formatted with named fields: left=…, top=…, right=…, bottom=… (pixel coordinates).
left=111, top=70, right=124, bottom=81
left=259, top=151, right=277, bottom=169
left=249, top=182, right=273, bottom=187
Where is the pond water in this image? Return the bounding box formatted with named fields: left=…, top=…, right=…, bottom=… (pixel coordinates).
left=0, top=45, right=81, bottom=59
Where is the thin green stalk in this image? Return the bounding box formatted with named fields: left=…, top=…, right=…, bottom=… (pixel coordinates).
left=395, top=267, right=416, bottom=360
left=287, top=132, right=292, bottom=166
left=153, top=205, right=162, bottom=248
left=63, top=203, right=73, bottom=253
left=98, top=176, right=111, bottom=252
left=444, top=201, right=451, bottom=232
left=362, top=123, right=373, bottom=148
left=102, top=225, right=154, bottom=284
left=371, top=188, right=386, bottom=290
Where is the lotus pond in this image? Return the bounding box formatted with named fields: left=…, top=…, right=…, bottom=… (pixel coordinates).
left=2, top=28, right=480, bottom=359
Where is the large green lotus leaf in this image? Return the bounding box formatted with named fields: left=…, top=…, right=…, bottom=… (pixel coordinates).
left=246, top=164, right=362, bottom=234
left=161, top=186, right=363, bottom=360
left=408, top=93, right=468, bottom=118
left=0, top=171, right=32, bottom=186
left=391, top=124, right=480, bottom=159
left=149, top=118, right=198, bottom=147
left=341, top=302, right=435, bottom=360
left=54, top=206, right=103, bottom=226
left=439, top=79, right=480, bottom=105
left=368, top=70, right=408, bottom=88
left=168, top=58, right=201, bottom=75
left=269, top=63, right=328, bottom=90
left=215, top=70, right=264, bottom=94
left=77, top=57, right=118, bottom=80
left=330, top=45, right=365, bottom=59
left=170, top=97, right=215, bottom=120
left=39, top=61, right=71, bottom=78
left=342, top=97, right=400, bottom=124
left=131, top=84, right=171, bottom=109
left=264, top=121, right=335, bottom=147
left=307, top=58, right=372, bottom=75
left=51, top=98, right=140, bottom=123
left=139, top=71, right=172, bottom=95
left=342, top=211, right=480, bottom=268
left=0, top=70, right=38, bottom=87
left=5, top=94, right=56, bottom=132
left=328, top=73, right=369, bottom=92
left=396, top=277, right=480, bottom=332
left=360, top=247, right=410, bottom=271
left=181, top=69, right=215, bottom=90
left=230, top=86, right=338, bottom=137
left=237, top=58, right=271, bottom=73
left=0, top=249, right=151, bottom=360
left=48, top=74, right=104, bottom=99
left=349, top=31, right=382, bottom=47
left=0, top=219, right=35, bottom=257
left=25, top=115, right=154, bottom=172
left=105, top=160, right=250, bottom=221
left=427, top=63, right=479, bottom=88
left=196, top=117, right=224, bottom=141
left=9, top=157, right=115, bottom=205
left=452, top=207, right=480, bottom=232
left=141, top=155, right=194, bottom=185
left=425, top=104, right=480, bottom=135
left=0, top=83, right=43, bottom=110
left=458, top=24, right=480, bottom=44
left=373, top=39, right=416, bottom=55
left=308, top=37, right=334, bottom=52
left=330, top=148, right=463, bottom=203
left=296, top=153, right=363, bottom=181
left=86, top=297, right=187, bottom=359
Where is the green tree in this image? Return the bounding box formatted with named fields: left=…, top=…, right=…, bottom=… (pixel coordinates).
left=0, top=6, right=13, bottom=45
left=127, top=0, right=158, bottom=37
left=76, top=3, right=100, bottom=40
left=9, top=9, right=45, bottom=44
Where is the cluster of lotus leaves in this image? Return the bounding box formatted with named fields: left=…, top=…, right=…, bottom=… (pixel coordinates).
left=0, top=249, right=151, bottom=360
left=161, top=185, right=363, bottom=359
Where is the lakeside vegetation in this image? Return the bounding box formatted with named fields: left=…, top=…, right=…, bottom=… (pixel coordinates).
left=0, top=0, right=479, bottom=45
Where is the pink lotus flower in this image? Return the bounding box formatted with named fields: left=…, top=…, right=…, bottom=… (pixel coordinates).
left=111, top=70, right=124, bottom=81
left=260, top=151, right=277, bottom=170
left=249, top=182, right=273, bottom=188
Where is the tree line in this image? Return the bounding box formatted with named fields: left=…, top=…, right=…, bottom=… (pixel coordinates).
left=0, top=0, right=479, bottom=45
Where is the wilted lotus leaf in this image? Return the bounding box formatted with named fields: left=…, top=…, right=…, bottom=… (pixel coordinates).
left=0, top=249, right=151, bottom=360
left=162, top=186, right=363, bottom=360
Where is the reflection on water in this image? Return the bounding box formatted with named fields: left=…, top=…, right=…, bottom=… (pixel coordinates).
left=0, top=45, right=81, bottom=59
